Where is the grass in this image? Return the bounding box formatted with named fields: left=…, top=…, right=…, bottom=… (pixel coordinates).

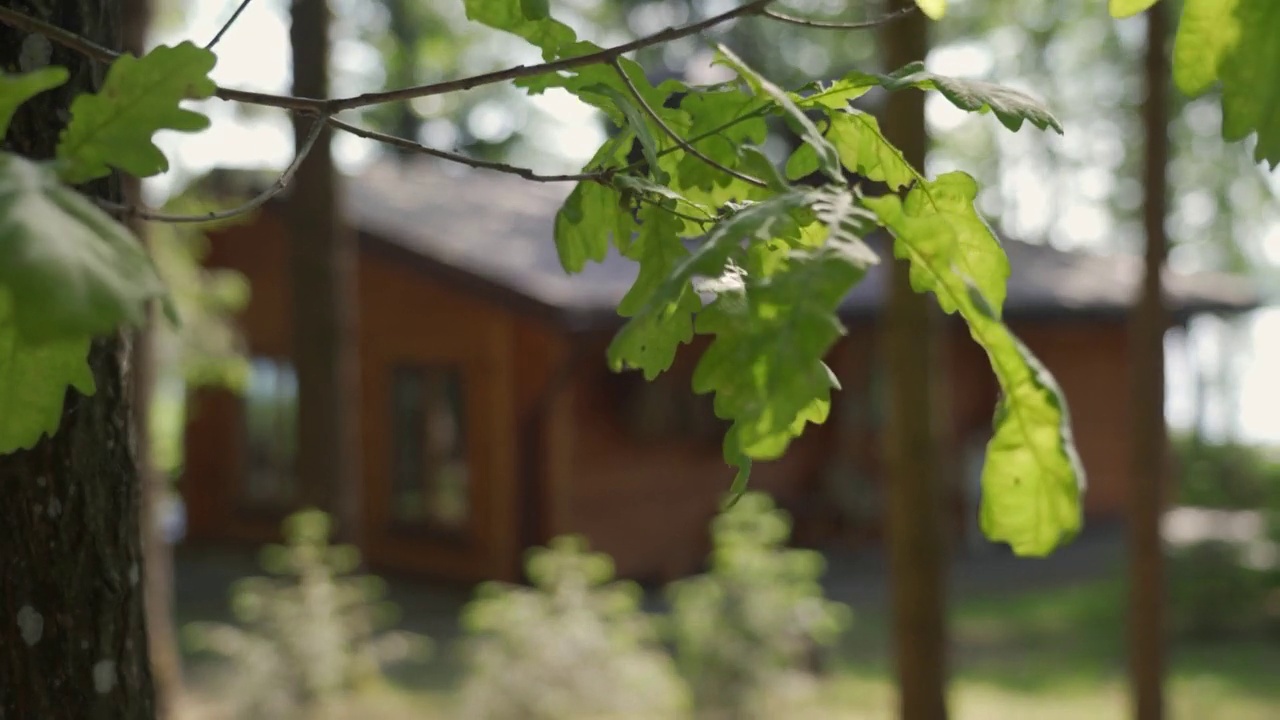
left=814, top=578, right=1280, bottom=719
left=176, top=560, right=1280, bottom=719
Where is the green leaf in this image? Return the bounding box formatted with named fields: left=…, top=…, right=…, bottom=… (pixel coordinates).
left=915, top=0, right=946, bottom=20
left=56, top=42, right=217, bottom=184
left=1171, top=0, right=1280, bottom=166
left=0, top=152, right=165, bottom=342
left=1171, top=0, right=1238, bottom=95
left=553, top=180, right=634, bottom=273
left=520, top=0, right=550, bottom=21
left=616, top=206, right=691, bottom=317
left=0, top=67, right=68, bottom=137
left=880, top=62, right=1064, bottom=134
left=713, top=45, right=844, bottom=183
left=587, top=84, right=669, bottom=184
left=737, top=146, right=791, bottom=193
left=864, top=175, right=1084, bottom=557
left=0, top=291, right=95, bottom=454
left=693, top=237, right=870, bottom=462
left=608, top=191, right=810, bottom=380
left=1109, top=0, right=1161, bottom=18
left=464, top=0, right=578, bottom=59
left=825, top=111, right=920, bottom=191
left=667, top=88, right=768, bottom=203
left=792, top=70, right=880, bottom=111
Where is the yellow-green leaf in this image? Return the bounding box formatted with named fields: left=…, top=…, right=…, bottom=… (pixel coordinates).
left=1172, top=0, right=1240, bottom=95
left=0, top=152, right=165, bottom=343
left=0, top=291, right=95, bottom=454
left=56, top=42, right=216, bottom=184
left=0, top=67, right=68, bottom=137
left=1109, top=0, right=1161, bottom=18
left=864, top=174, right=1084, bottom=556
left=915, top=0, right=946, bottom=20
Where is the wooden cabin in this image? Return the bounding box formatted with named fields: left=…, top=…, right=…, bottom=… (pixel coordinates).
left=181, top=160, right=1258, bottom=584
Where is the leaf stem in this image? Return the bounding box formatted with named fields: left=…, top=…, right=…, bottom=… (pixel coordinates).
left=609, top=59, right=767, bottom=189
left=97, top=113, right=327, bottom=223
left=761, top=5, right=916, bottom=30
left=205, top=0, right=256, bottom=50
left=327, top=117, right=603, bottom=183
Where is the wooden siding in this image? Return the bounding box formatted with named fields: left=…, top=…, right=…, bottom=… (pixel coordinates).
left=183, top=208, right=1155, bottom=585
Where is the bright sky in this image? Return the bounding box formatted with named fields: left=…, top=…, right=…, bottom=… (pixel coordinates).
left=150, top=0, right=1280, bottom=446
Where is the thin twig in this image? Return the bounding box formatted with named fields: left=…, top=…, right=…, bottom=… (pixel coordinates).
left=761, top=5, right=916, bottom=30
left=327, top=117, right=603, bottom=183
left=634, top=193, right=715, bottom=228
left=610, top=58, right=767, bottom=189
left=0, top=6, right=323, bottom=111
left=98, top=115, right=327, bottom=224
left=325, top=0, right=775, bottom=112
left=1, top=1, right=776, bottom=114
left=206, top=0, right=256, bottom=49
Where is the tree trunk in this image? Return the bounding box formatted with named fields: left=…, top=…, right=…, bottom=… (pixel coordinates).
left=288, top=0, right=361, bottom=538
left=0, top=4, right=155, bottom=718
left=879, top=2, right=949, bottom=719
left=1128, top=4, right=1170, bottom=720
left=120, top=0, right=184, bottom=715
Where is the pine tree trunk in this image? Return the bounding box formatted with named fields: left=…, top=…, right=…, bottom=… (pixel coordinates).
left=119, top=0, right=183, bottom=713
left=0, top=5, right=155, bottom=718
left=288, top=0, right=361, bottom=538
left=879, top=2, right=949, bottom=718
left=1129, top=4, right=1170, bottom=719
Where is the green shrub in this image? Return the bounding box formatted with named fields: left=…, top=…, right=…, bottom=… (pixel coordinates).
left=1174, top=435, right=1280, bottom=510
left=183, top=509, right=429, bottom=719
left=666, top=492, right=852, bottom=720
left=1167, top=540, right=1271, bottom=641
left=457, top=535, right=690, bottom=720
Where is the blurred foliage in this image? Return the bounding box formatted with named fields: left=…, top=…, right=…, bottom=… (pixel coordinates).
left=1173, top=433, right=1280, bottom=510
left=457, top=535, right=690, bottom=720
left=666, top=492, right=852, bottom=719
left=183, top=509, right=430, bottom=720
left=1167, top=540, right=1279, bottom=642
left=146, top=187, right=255, bottom=475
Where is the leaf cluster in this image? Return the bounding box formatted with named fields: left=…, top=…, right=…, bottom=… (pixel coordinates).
left=0, top=41, right=217, bottom=452
left=467, top=1, right=1082, bottom=555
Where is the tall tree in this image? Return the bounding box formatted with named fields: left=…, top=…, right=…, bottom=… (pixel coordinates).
left=288, top=0, right=361, bottom=536
left=1129, top=3, right=1171, bottom=719
left=879, top=2, right=950, bottom=718
left=120, top=0, right=183, bottom=713
left=0, top=0, right=155, bottom=717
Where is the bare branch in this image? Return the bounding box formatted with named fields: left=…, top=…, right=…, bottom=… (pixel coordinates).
left=761, top=5, right=916, bottom=30
left=98, top=114, right=327, bottom=224
left=327, top=117, right=603, bottom=183
left=324, top=0, right=776, bottom=112
left=609, top=58, right=767, bottom=189
left=0, top=5, right=117, bottom=64
left=206, top=0, right=256, bottom=49
left=2, top=1, right=777, bottom=115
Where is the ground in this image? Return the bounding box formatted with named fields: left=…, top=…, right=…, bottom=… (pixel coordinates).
left=171, top=521, right=1280, bottom=719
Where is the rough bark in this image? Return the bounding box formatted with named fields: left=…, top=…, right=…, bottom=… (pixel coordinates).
left=288, top=0, right=361, bottom=539
left=119, top=0, right=183, bottom=715
left=1128, top=4, right=1170, bottom=720
left=0, top=5, right=154, bottom=718
left=879, top=2, right=950, bottom=718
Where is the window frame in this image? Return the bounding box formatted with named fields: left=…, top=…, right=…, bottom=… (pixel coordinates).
left=385, top=362, right=473, bottom=542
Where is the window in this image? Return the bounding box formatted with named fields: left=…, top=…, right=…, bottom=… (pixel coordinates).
left=242, top=357, right=298, bottom=507
left=389, top=365, right=469, bottom=531
left=611, top=368, right=725, bottom=442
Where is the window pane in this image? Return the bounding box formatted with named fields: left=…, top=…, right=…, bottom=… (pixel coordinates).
left=390, top=366, right=469, bottom=530
left=243, top=357, right=298, bottom=507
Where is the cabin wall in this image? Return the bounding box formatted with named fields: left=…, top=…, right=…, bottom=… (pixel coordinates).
left=184, top=211, right=540, bottom=583
left=554, top=333, right=835, bottom=583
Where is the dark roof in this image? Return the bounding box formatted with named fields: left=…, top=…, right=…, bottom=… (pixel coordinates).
left=308, top=160, right=1262, bottom=326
